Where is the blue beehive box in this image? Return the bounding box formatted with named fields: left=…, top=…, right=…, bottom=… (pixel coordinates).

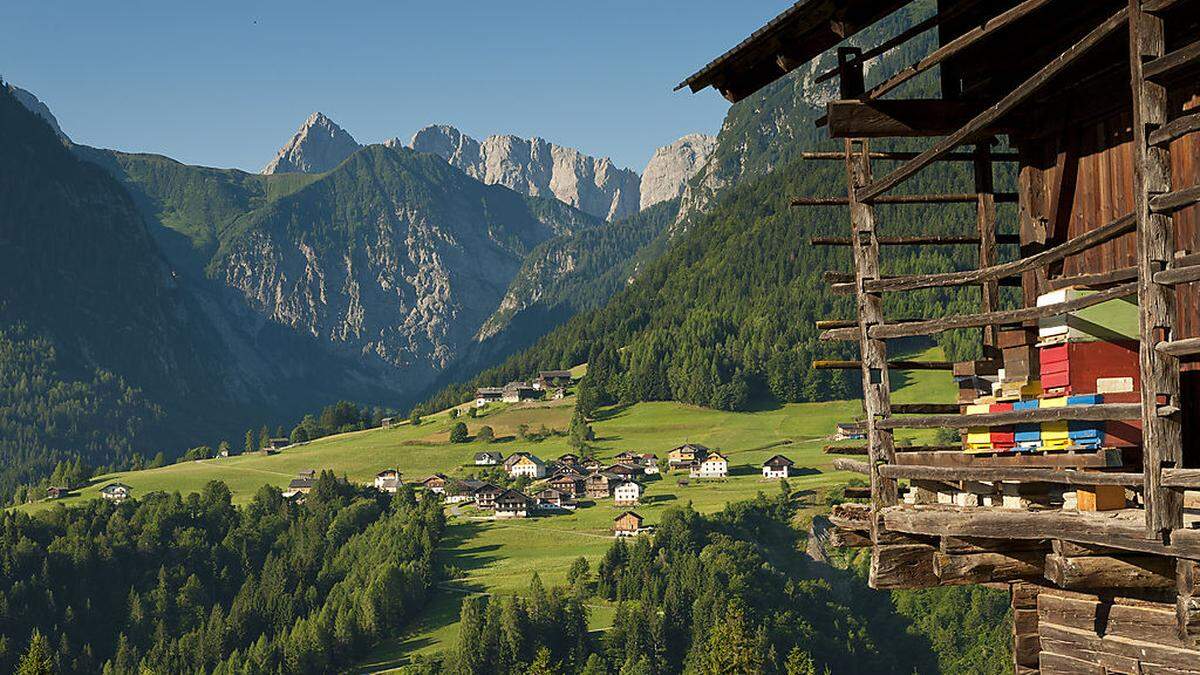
left=1013, top=399, right=1041, bottom=450
left=1067, top=394, right=1104, bottom=448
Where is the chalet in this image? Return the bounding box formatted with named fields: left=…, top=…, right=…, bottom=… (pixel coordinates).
left=493, top=489, right=530, bottom=519
left=690, top=452, right=728, bottom=479
left=474, top=450, right=504, bottom=466
left=557, top=452, right=581, bottom=466
left=374, top=469, right=402, bottom=493
left=46, top=486, right=69, bottom=500
left=475, top=387, right=503, bottom=407
left=761, top=455, right=795, bottom=480
left=612, top=480, right=643, bottom=506
left=549, top=473, right=585, bottom=497
left=834, top=423, right=866, bottom=441
left=614, top=451, right=638, bottom=463
left=502, top=381, right=539, bottom=403
left=605, top=462, right=643, bottom=479
left=613, top=511, right=644, bottom=537
left=506, top=452, right=546, bottom=479
left=667, top=443, right=708, bottom=468
left=297, top=469, right=316, bottom=479
left=380, top=417, right=397, bottom=429
left=534, top=488, right=573, bottom=510
left=217, top=447, right=231, bottom=458
left=535, top=370, right=575, bottom=390
left=473, top=483, right=504, bottom=510
left=585, top=471, right=614, bottom=499
left=579, top=456, right=603, bottom=471
left=682, top=1, right=1200, bottom=670
left=639, top=453, right=660, bottom=474
left=444, top=479, right=484, bottom=504
left=421, top=473, right=448, bottom=494
left=267, top=437, right=290, bottom=451
left=284, top=477, right=313, bottom=498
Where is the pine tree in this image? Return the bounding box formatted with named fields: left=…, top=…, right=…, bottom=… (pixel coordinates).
left=17, top=629, right=52, bottom=675
left=527, top=646, right=557, bottom=675
left=244, top=429, right=255, bottom=454
left=258, top=425, right=270, bottom=451
left=449, top=422, right=469, bottom=443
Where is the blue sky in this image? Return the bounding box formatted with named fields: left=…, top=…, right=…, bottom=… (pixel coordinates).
left=2, top=1, right=788, bottom=172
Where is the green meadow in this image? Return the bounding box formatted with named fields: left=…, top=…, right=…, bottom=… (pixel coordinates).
left=20, top=349, right=954, bottom=671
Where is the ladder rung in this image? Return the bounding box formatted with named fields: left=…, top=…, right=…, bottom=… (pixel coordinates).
left=1149, top=184, right=1200, bottom=215
left=1149, top=111, right=1200, bottom=147
left=1144, top=38, right=1200, bottom=82
left=792, top=193, right=1018, bottom=206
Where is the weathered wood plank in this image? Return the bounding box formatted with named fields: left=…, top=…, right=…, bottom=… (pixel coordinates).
left=934, top=550, right=1046, bottom=584
left=871, top=543, right=940, bottom=590
left=1044, top=553, right=1176, bottom=589
left=825, top=99, right=991, bottom=138
left=893, top=449, right=1126, bottom=469
left=832, top=458, right=870, bottom=475
left=812, top=359, right=953, bottom=371
left=874, top=402, right=1140, bottom=429
left=862, top=213, right=1135, bottom=292
left=1143, top=38, right=1200, bottom=81
left=1152, top=262, right=1200, bottom=286
left=976, top=143, right=999, bottom=349
left=812, top=234, right=1022, bottom=246
left=857, top=7, right=1129, bottom=202
left=793, top=191, right=1017, bottom=206
left=878, top=464, right=1144, bottom=487
left=1155, top=338, right=1200, bottom=358
left=1149, top=184, right=1200, bottom=215
left=801, top=150, right=1020, bottom=162
left=1148, top=111, right=1200, bottom=147
left=1161, top=468, right=1200, bottom=488
left=823, top=444, right=962, bottom=455
left=941, top=536, right=1049, bottom=554
left=1179, top=559, right=1200, bottom=648
left=1047, top=265, right=1139, bottom=291
left=1039, top=622, right=1200, bottom=670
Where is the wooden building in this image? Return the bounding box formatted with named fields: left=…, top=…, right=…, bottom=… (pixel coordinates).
left=373, top=469, right=401, bottom=493
left=421, top=473, right=448, bottom=494
left=494, top=489, right=530, bottom=519
left=549, top=472, right=585, bottom=497
left=586, top=471, right=615, bottom=499
left=475, top=387, right=503, bottom=407
left=667, top=443, right=708, bottom=468
left=614, top=511, right=645, bottom=537
left=474, top=450, right=503, bottom=466
left=474, top=483, right=503, bottom=510
left=505, top=452, right=546, bottom=478
left=681, top=1, right=1200, bottom=671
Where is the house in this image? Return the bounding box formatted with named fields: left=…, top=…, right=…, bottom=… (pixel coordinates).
left=217, top=447, right=231, bottom=458
left=374, top=469, right=402, bottom=493
left=606, top=462, right=643, bottom=478
left=474, top=450, right=504, bottom=466
left=535, top=370, right=575, bottom=390
left=100, top=482, right=132, bottom=502
left=298, top=469, right=316, bottom=479
left=475, top=387, right=503, bottom=407
left=284, top=477, right=313, bottom=497
left=494, top=489, right=530, bottom=519
left=579, top=456, right=603, bottom=471
left=613, top=511, right=644, bottom=537
left=690, top=451, right=728, bottom=479
left=586, top=472, right=614, bottom=499
left=421, top=473, right=448, bottom=494
left=473, top=483, right=504, bottom=510
left=46, top=486, right=69, bottom=500
left=502, top=381, right=539, bottom=403
left=534, top=488, right=573, bottom=510
left=444, top=479, right=484, bottom=504
left=267, top=437, right=291, bottom=451
left=761, top=455, right=795, bottom=479
left=380, top=417, right=397, bottom=429
left=668, top=443, right=708, bottom=468
left=614, top=451, right=638, bottom=463
left=640, top=454, right=660, bottom=474
left=506, top=452, right=546, bottom=479
left=612, top=480, right=643, bottom=506
left=549, top=473, right=585, bottom=497
left=834, top=423, right=866, bottom=441
left=551, top=387, right=566, bottom=400
left=557, top=452, right=581, bottom=466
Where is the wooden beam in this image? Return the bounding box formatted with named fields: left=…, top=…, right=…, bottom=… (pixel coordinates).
left=871, top=543, right=940, bottom=590
left=1155, top=337, right=1200, bottom=358
left=934, top=551, right=1046, bottom=584
left=1153, top=260, right=1200, bottom=285
left=793, top=192, right=1018, bottom=206
left=862, top=210, right=1136, bottom=293
left=1046, top=265, right=1139, bottom=291
left=857, top=7, right=1129, bottom=203
left=1130, top=0, right=1184, bottom=538
left=1044, top=553, right=1176, bottom=589
left=1179, top=559, right=1200, bottom=648
left=825, top=99, right=988, bottom=138
left=859, top=0, right=1059, bottom=101
left=976, top=143, right=999, bottom=350
left=890, top=403, right=961, bottom=414
left=1143, top=38, right=1200, bottom=81
left=823, top=444, right=962, bottom=455
left=1149, top=183, right=1200, bottom=215
left=832, top=458, right=870, bottom=475
left=801, top=150, right=1020, bottom=162
left=1148, top=111, right=1200, bottom=147
left=811, top=5, right=969, bottom=85
left=874, top=402, right=1140, bottom=429
left=819, top=281, right=1138, bottom=341
left=1161, top=468, right=1200, bottom=488
left=893, top=448, right=1126, bottom=469
left=878, top=464, right=1144, bottom=486
left=812, top=359, right=952, bottom=371
left=811, top=234, right=1021, bottom=246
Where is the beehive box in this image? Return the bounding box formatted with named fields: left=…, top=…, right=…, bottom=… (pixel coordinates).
left=1039, top=340, right=1139, bottom=399
left=1036, top=288, right=1139, bottom=342
left=1039, top=396, right=1071, bottom=449
left=965, top=403, right=992, bottom=453
left=1013, top=399, right=1041, bottom=450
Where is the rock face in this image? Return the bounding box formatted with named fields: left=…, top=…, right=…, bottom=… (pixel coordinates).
left=639, top=133, right=716, bottom=210
left=8, top=85, right=68, bottom=141
left=262, top=112, right=360, bottom=174
left=409, top=125, right=640, bottom=222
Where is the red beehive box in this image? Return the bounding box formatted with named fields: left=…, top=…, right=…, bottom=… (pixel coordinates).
left=989, top=402, right=1015, bottom=449
left=1038, top=340, right=1139, bottom=401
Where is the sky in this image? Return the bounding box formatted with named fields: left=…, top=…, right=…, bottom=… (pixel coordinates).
left=2, top=1, right=790, bottom=173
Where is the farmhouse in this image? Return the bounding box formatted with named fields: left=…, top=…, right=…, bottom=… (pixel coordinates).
left=683, top=1, right=1200, bottom=670
left=614, top=451, right=637, bottom=463
left=612, top=480, right=643, bottom=506
left=557, top=452, right=581, bottom=466
left=421, top=473, right=448, bottom=494
left=444, top=479, right=484, bottom=504
left=535, top=370, right=574, bottom=390
left=474, top=387, right=503, bottom=407
left=46, top=486, right=69, bottom=500
left=605, top=462, right=643, bottom=478
left=380, top=417, right=397, bottom=429
left=585, top=471, right=614, bottom=499
left=579, top=456, right=603, bottom=471
left=690, top=452, right=728, bottom=479
left=639, top=454, right=660, bottom=474
left=613, top=511, right=644, bottom=537
left=283, top=477, right=312, bottom=498
left=668, top=443, right=708, bottom=468
left=502, top=381, right=538, bottom=403
left=297, top=469, right=316, bottom=479
left=494, top=489, right=530, bottom=519
left=834, top=423, right=866, bottom=441
left=267, top=437, right=290, bottom=451
left=473, top=483, right=504, bottom=510
left=374, top=469, right=402, bottom=493
left=475, top=450, right=503, bottom=466
left=506, top=452, right=546, bottom=478
left=761, top=455, right=794, bottom=480
left=534, top=488, right=573, bottom=510
left=549, top=473, right=585, bottom=497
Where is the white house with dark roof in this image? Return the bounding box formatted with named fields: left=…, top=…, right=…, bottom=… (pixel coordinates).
left=612, top=480, right=643, bottom=506
left=761, top=455, right=795, bottom=479
left=100, top=483, right=132, bottom=502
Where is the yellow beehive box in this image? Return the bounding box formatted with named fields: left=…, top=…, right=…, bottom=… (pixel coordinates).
left=1039, top=397, right=1070, bottom=448
left=965, top=403, right=992, bottom=452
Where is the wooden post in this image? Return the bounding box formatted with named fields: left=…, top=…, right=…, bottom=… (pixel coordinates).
left=1129, top=0, right=1183, bottom=538
left=975, top=143, right=999, bottom=354
left=846, top=139, right=898, bottom=520
left=836, top=47, right=864, bottom=100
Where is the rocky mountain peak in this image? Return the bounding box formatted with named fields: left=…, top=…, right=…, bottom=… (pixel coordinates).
left=261, top=111, right=360, bottom=174
left=8, top=84, right=68, bottom=141
left=409, top=124, right=640, bottom=222
left=639, top=133, right=716, bottom=210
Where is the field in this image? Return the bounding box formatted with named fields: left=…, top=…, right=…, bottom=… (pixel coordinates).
left=21, top=350, right=953, bottom=671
